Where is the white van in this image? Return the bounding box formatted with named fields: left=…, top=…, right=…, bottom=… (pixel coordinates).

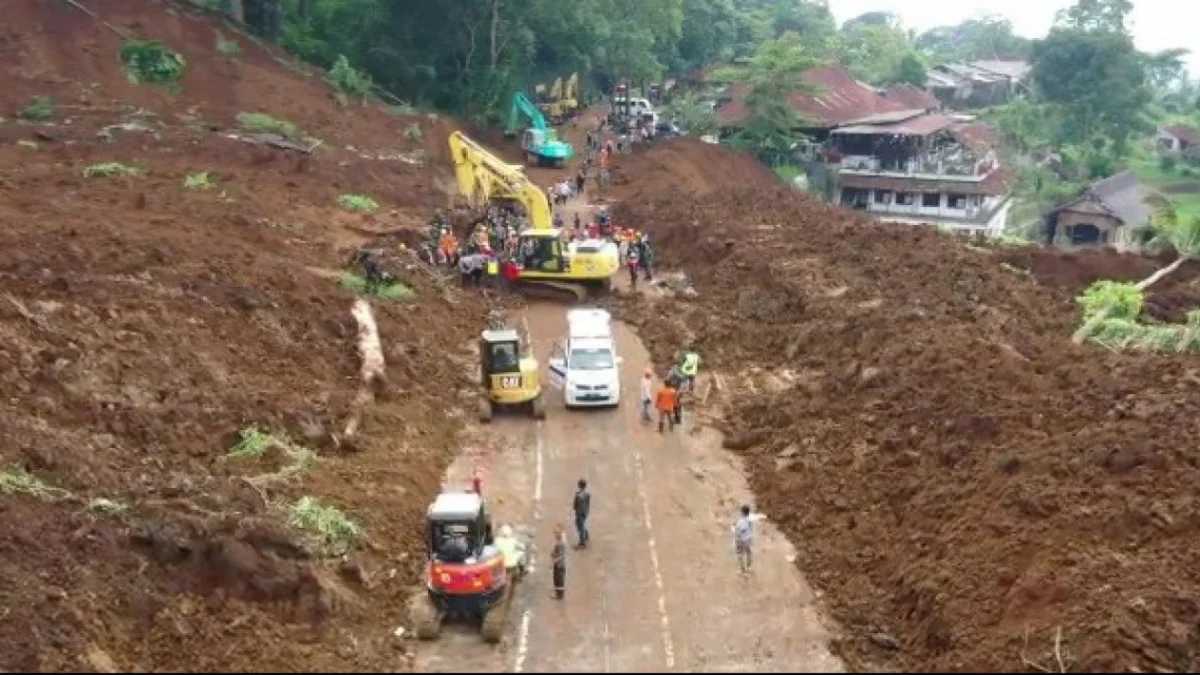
left=613, top=97, right=655, bottom=120
left=548, top=309, right=622, bottom=408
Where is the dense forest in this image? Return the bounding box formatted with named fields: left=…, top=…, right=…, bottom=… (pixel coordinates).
left=201, top=0, right=1199, bottom=233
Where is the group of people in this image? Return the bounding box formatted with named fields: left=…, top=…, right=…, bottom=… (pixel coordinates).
left=640, top=347, right=701, bottom=432
left=487, top=478, right=592, bottom=600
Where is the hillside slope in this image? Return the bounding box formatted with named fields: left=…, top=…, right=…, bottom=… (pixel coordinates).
left=0, top=0, right=482, bottom=671
left=611, top=138, right=1200, bottom=672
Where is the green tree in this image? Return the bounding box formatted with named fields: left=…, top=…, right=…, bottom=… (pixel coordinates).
left=916, top=16, right=1031, bottom=62
left=1031, top=0, right=1149, bottom=154
left=713, top=31, right=817, bottom=155
left=895, top=52, right=926, bottom=87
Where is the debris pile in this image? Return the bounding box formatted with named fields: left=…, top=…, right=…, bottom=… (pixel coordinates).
left=612, top=138, right=1200, bottom=672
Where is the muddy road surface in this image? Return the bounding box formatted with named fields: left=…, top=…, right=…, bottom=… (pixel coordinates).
left=414, top=292, right=843, bottom=672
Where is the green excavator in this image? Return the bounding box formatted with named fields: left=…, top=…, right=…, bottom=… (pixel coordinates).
left=505, top=91, right=573, bottom=168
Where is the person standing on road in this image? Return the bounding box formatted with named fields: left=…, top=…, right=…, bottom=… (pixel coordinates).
left=572, top=479, right=591, bottom=550
left=551, top=524, right=568, bottom=600
left=679, top=347, right=701, bottom=394
left=655, top=378, right=678, bottom=433
left=664, top=363, right=685, bottom=425
left=732, top=505, right=754, bottom=576
left=640, top=367, right=654, bottom=422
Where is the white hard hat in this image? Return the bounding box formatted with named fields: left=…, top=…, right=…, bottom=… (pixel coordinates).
left=500, top=524, right=514, bottom=538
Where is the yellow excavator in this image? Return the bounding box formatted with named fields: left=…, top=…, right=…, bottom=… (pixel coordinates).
left=560, top=72, right=580, bottom=121
left=447, top=131, right=620, bottom=302
left=536, top=77, right=564, bottom=123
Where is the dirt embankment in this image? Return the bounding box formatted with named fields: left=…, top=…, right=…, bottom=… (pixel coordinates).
left=610, top=137, right=1200, bottom=672
left=1, top=0, right=483, bottom=671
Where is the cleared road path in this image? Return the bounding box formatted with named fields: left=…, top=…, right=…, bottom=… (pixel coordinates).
left=414, top=297, right=843, bottom=672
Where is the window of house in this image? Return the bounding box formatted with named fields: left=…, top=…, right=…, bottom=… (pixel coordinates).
left=874, top=190, right=892, bottom=204
left=895, top=192, right=915, bottom=206
left=922, top=192, right=941, bottom=207
left=947, top=193, right=968, bottom=209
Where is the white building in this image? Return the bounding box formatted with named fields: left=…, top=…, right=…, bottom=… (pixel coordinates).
left=830, top=111, right=1012, bottom=237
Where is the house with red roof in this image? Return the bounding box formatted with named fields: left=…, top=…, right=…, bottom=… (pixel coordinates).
left=1157, top=123, right=1198, bottom=154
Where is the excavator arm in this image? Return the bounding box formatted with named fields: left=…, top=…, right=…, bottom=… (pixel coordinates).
left=549, top=77, right=563, bottom=102
left=447, top=132, right=552, bottom=229
left=564, top=73, right=579, bottom=105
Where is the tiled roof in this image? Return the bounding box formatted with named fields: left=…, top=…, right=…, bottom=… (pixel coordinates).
left=1162, top=123, right=1199, bottom=145
left=832, top=113, right=959, bottom=137
left=881, top=83, right=940, bottom=111
left=714, top=64, right=911, bottom=127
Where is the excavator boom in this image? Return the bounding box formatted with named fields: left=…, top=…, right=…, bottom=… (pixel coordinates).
left=447, top=131, right=551, bottom=229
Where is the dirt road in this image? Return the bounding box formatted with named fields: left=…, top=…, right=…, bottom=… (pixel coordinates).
left=415, top=293, right=843, bottom=671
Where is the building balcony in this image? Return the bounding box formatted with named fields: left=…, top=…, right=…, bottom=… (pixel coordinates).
left=837, top=154, right=996, bottom=181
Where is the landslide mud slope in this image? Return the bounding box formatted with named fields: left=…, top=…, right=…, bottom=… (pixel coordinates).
left=0, top=1, right=482, bottom=671
left=610, top=138, right=1200, bottom=672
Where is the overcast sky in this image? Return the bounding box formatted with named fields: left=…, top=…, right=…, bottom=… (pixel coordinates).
left=827, top=0, right=1199, bottom=73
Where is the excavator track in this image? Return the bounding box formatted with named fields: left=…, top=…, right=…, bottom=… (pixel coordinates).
left=514, top=279, right=587, bottom=304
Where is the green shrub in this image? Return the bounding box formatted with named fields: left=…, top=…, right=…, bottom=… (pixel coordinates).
left=1159, top=153, right=1178, bottom=172
left=120, top=39, right=186, bottom=85
left=17, top=95, right=53, bottom=121
left=338, top=193, right=379, bottom=212
left=327, top=55, right=373, bottom=100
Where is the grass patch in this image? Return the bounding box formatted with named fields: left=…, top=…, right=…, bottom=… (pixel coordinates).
left=403, top=123, right=423, bottom=141
left=17, top=95, right=53, bottom=121
left=338, top=271, right=414, bottom=300
left=120, top=39, right=186, bottom=86
left=1129, top=155, right=1200, bottom=223
left=338, top=193, right=379, bottom=212
left=0, top=466, right=70, bottom=501
left=183, top=171, right=216, bottom=189
left=83, top=162, right=140, bottom=178
left=215, top=31, right=240, bottom=57
left=288, top=496, right=361, bottom=554
left=236, top=111, right=299, bottom=137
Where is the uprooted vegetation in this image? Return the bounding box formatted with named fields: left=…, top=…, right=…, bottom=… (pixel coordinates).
left=1075, top=280, right=1200, bottom=351
left=610, top=137, right=1200, bottom=672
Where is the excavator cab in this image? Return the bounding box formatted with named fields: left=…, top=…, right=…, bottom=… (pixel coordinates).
left=411, top=492, right=515, bottom=643
left=517, top=230, right=567, bottom=274
left=478, top=328, right=544, bottom=421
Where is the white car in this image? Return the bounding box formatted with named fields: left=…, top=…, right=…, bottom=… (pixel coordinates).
left=548, top=309, right=623, bottom=409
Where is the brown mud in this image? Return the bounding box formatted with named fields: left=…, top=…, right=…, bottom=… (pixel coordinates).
left=0, top=0, right=486, bottom=670
left=605, top=137, right=1200, bottom=672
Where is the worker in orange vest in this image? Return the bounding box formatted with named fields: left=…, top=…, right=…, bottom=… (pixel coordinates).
left=655, top=377, right=678, bottom=433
